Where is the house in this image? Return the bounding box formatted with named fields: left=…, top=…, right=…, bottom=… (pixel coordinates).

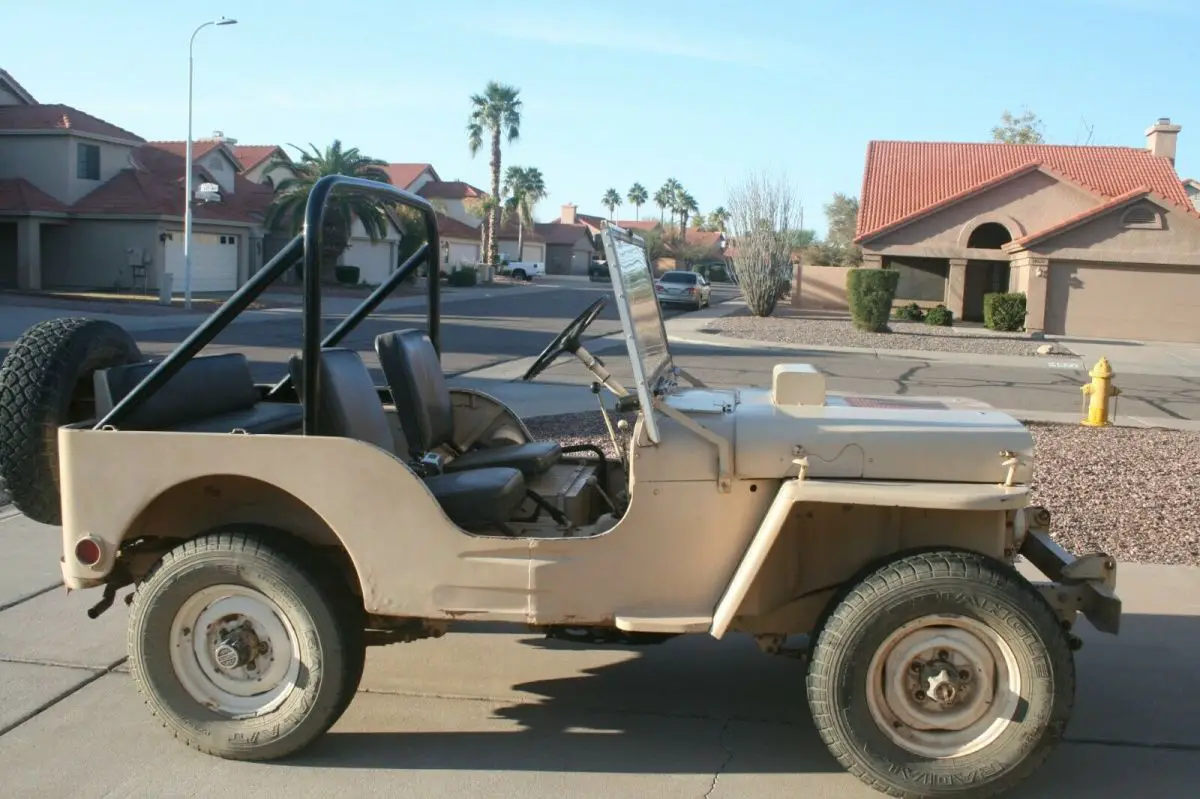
left=0, top=70, right=273, bottom=293
left=854, top=118, right=1200, bottom=343
left=1184, top=178, right=1200, bottom=211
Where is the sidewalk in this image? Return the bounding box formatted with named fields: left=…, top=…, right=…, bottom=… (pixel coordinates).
left=668, top=301, right=1200, bottom=378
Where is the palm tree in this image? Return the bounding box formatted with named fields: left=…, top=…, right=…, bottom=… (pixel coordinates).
left=601, top=188, right=621, bottom=220
left=264, top=139, right=392, bottom=282
left=653, top=187, right=672, bottom=225
left=627, top=182, right=648, bottom=219
left=681, top=193, right=700, bottom=229
left=503, top=165, right=547, bottom=261
left=467, top=81, right=522, bottom=266
left=464, top=193, right=499, bottom=265
left=708, top=206, right=729, bottom=232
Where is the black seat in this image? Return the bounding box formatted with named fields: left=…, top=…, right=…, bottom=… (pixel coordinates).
left=374, top=329, right=562, bottom=477
left=94, top=352, right=302, bottom=434
left=287, top=348, right=526, bottom=530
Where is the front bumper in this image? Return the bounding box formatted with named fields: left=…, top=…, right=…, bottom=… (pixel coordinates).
left=1019, top=506, right=1122, bottom=635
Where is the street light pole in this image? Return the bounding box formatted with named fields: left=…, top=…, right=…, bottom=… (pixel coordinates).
left=183, top=16, right=237, bottom=310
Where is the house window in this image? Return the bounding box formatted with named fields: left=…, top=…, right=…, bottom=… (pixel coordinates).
left=1120, top=205, right=1162, bottom=229
left=76, top=143, right=100, bottom=180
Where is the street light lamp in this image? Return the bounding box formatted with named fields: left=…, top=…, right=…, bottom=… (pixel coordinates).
left=183, top=16, right=237, bottom=310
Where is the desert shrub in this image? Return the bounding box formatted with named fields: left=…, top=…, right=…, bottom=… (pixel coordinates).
left=983, top=292, right=1027, bottom=331
left=446, top=266, right=478, bottom=287
left=846, top=268, right=900, bottom=332
left=333, top=265, right=360, bottom=285
left=925, top=304, right=954, bottom=327
left=725, top=171, right=802, bottom=317
left=893, top=302, right=925, bottom=322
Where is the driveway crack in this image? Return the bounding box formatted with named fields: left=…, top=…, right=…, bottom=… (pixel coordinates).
left=703, top=717, right=735, bottom=799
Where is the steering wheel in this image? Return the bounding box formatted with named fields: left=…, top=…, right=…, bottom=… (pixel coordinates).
left=522, top=296, right=608, bottom=382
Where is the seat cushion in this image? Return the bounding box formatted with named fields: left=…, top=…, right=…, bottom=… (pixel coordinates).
left=374, top=329, right=454, bottom=454
left=171, top=401, right=303, bottom=435
left=424, top=467, right=526, bottom=528
left=95, top=353, right=261, bottom=431
left=287, top=349, right=397, bottom=452
left=445, top=440, right=562, bottom=477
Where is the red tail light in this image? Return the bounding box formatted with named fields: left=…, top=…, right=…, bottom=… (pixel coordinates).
left=74, top=537, right=103, bottom=567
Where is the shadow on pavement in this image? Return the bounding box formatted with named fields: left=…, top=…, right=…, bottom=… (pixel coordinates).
left=290, top=613, right=1199, bottom=794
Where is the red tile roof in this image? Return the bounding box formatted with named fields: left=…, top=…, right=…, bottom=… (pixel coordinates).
left=70, top=145, right=272, bottom=223
left=0, top=103, right=143, bottom=142
left=436, top=213, right=480, bottom=240
left=418, top=180, right=484, bottom=200
left=535, top=221, right=593, bottom=246
left=494, top=218, right=545, bottom=243
left=233, top=145, right=287, bottom=172
left=148, top=139, right=228, bottom=162
left=855, top=140, right=1194, bottom=243
left=383, top=163, right=437, bottom=190
left=0, top=178, right=68, bottom=214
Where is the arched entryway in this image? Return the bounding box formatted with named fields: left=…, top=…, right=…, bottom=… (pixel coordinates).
left=963, top=222, right=1013, bottom=322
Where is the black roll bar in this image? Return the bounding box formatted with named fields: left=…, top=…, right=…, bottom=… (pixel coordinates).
left=300, top=175, right=440, bottom=435
left=93, top=174, right=442, bottom=434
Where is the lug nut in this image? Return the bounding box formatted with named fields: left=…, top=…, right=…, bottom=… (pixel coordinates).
left=959, top=669, right=971, bottom=681
left=910, top=660, right=922, bottom=672
left=937, top=650, right=950, bottom=661
left=914, top=690, right=926, bottom=701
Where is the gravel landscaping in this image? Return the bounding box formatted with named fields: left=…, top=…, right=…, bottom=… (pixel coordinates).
left=703, top=307, right=1075, bottom=357
left=526, top=411, right=1200, bottom=567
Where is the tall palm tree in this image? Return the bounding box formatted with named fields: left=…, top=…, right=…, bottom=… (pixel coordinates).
left=681, top=193, right=700, bottom=229
left=653, top=187, right=672, bottom=225
left=467, top=81, right=522, bottom=266
left=627, top=182, right=648, bottom=219
left=708, top=206, right=729, bottom=232
left=601, top=188, right=621, bottom=220
left=264, top=139, right=392, bottom=281
left=464, top=193, right=499, bottom=265
left=503, top=165, right=546, bottom=261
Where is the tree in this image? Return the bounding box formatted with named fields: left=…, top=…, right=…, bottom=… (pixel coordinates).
left=675, top=189, right=698, bottom=237
left=627, top=182, right=648, bottom=218
left=992, top=107, right=1046, bottom=144
left=463, top=193, right=499, bottom=266
left=824, top=193, right=860, bottom=248
left=467, top=81, right=523, bottom=266
left=503, top=165, right=546, bottom=262
left=708, top=206, right=729, bottom=232
left=658, top=178, right=681, bottom=225
left=601, top=188, right=622, bottom=220
left=725, top=171, right=802, bottom=317
left=264, top=139, right=392, bottom=282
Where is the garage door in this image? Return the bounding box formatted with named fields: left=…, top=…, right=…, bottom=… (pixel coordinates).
left=347, top=240, right=393, bottom=286
left=164, top=232, right=239, bottom=293
left=1045, top=262, right=1200, bottom=343
left=447, top=242, right=479, bottom=268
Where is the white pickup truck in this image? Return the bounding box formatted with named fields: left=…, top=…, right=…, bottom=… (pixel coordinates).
left=500, top=261, right=544, bottom=281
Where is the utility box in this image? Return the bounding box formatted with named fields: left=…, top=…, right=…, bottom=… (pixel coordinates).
left=159, top=272, right=174, bottom=306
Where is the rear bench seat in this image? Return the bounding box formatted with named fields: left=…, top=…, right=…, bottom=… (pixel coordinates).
left=93, top=353, right=303, bottom=434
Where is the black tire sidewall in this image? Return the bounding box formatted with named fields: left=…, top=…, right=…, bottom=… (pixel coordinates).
left=810, top=556, right=1074, bottom=796
left=0, top=318, right=141, bottom=524
left=128, top=537, right=350, bottom=761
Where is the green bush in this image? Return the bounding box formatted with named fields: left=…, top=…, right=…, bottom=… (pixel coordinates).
left=446, top=266, right=478, bottom=287
left=333, top=265, right=360, bottom=285
left=846, top=268, right=900, bottom=332
left=893, top=302, right=925, bottom=322
left=925, top=304, right=954, bottom=327
left=983, top=292, right=1027, bottom=331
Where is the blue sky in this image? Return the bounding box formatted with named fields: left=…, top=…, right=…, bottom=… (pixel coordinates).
left=5, top=0, right=1198, bottom=232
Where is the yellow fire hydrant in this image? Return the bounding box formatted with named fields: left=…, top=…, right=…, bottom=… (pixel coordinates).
left=1080, top=357, right=1119, bottom=427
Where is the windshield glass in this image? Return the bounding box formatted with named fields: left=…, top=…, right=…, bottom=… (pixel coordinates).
left=659, top=272, right=695, bottom=283
left=600, top=225, right=674, bottom=442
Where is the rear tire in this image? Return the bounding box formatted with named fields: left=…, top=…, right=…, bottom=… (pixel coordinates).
left=128, top=532, right=358, bottom=761
left=0, top=317, right=142, bottom=524
left=806, top=550, right=1075, bottom=798
left=512, top=269, right=526, bottom=281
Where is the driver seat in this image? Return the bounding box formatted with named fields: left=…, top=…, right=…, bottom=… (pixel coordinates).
left=374, top=329, right=562, bottom=477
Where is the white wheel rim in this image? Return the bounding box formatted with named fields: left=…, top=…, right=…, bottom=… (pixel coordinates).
left=865, top=613, right=1022, bottom=759
left=168, top=584, right=302, bottom=720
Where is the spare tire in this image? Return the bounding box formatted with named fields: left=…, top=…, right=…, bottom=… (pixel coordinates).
left=0, top=317, right=143, bottom=525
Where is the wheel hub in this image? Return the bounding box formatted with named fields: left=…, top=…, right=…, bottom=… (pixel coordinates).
left=169, top=585, right=300, bottom=720
left=866, top=614, right=1023, bottom=759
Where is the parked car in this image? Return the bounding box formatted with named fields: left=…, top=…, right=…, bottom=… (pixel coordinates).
left=588, top=260, right=608, bottom=282
left=498, top=261, right=544, bottom=281
left=655, top=270, right=711, bottom=310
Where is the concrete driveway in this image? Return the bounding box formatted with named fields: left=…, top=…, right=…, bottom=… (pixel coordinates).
left=3, top=509, right=1198, bottom=798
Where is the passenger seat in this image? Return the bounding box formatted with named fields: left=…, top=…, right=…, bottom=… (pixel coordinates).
left=375, top=329, right=562, bottom=476
left=287, top=348, right=527, bottom=532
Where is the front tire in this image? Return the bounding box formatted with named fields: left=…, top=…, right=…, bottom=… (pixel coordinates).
left=128, top=532, right=357, bottom=761
left=806, top=550, right=1075, bottom=798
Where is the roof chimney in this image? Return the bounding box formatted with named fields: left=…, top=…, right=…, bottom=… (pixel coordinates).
left=1145, top=117, right=1181, bottom=164
left=561, top=203, right=577, bottom=225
